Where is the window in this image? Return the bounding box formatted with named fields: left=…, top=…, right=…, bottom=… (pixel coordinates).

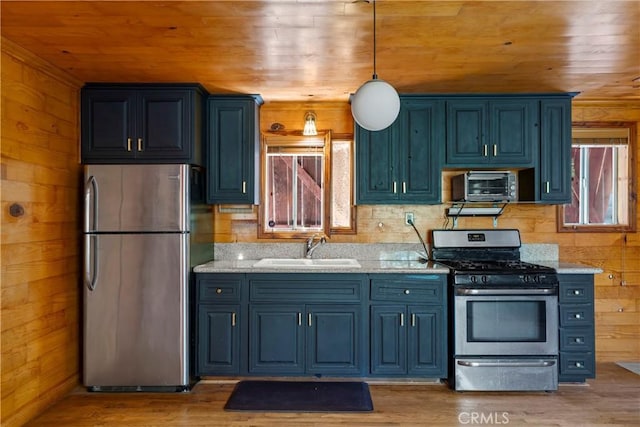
left=259, top=132, right=355, bottom=238
left=558, top=122, right=636, bottom=232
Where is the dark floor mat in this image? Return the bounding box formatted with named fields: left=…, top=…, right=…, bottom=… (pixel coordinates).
left=224, top=380, right=374, bottom=412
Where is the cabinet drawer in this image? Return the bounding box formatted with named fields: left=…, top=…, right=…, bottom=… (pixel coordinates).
left=371, top=276, right=444, bottom=303
left=560, top=327, right=594, bottom=352
left=560, top=351, right=595, bottom=377
left=249, top=276, right=363, bottom=302
left=559, top=281, right=593, bottom=304
left=198, top=277, right=242, bottom=302
left=559, top=304, right=594, bottom=327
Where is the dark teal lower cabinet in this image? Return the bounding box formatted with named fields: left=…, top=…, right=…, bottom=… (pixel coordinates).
left=197, top=304, right=240, bottom=375
left=195, top=274, right=244, bottom=376
left=194, top=272, right=447, bottom=379
left=249, top=303, right=362, bottom=375
left=369, top=275, right=447, bottom=378
left=558, top=274, right=596, bottom=382
left=249, top=304, right=305, bottom=374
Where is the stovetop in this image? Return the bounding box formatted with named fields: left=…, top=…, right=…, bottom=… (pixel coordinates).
left=437, top=259, right=556, bottom=275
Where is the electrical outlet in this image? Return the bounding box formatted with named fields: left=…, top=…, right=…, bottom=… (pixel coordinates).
left=405, top=212, right=414, bottom=226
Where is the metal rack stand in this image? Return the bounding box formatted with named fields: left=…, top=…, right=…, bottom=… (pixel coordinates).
left=446, top=202, right=509, bottom=228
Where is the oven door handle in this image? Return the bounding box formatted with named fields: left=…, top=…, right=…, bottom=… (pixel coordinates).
left=457, top=360, right=557, bottom=368
left=456, top=288, right=557, bottom=296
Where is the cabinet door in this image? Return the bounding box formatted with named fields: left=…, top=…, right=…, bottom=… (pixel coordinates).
left=445, top=100, right=488, bottom=166
left=197, top=304, right=239, bottom=375
left=307, top=304, right=361, bottom=375
left=539, top=99, right=572, bottom=203
left=81, top=89, right=136, bottom=162
left=136, top=90, right=192, bottom=161
left=407, top=305, right=445, bottom=377
left=370, top=305, right=407, bottom=375
left=249, top=304, right=304, bottom=374
left=207, top=98, right=258, bottom=204
left=355, top=125, right=397, bottom=203
left=399, top=99, right=443, bottom=203
left=490, top=99, right=537, bottom=167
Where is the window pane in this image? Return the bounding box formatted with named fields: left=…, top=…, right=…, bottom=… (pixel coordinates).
left=296, top=155, right=322, bottom=229
left=264, top=153, right=323, bottom=232
left=331, top=140, right=352, bottom=228
left=587, top=146, right=614, bottom=224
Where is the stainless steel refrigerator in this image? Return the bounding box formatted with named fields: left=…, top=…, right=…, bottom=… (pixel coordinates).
left=83, top=164, right=209, bottom=391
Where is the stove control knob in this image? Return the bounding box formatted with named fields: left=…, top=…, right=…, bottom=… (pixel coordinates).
left=481, top=275, right=488, bottom=284
left=523, top=275, right=530, bottom=283
left=469, top=275, right=477, bottom=284
left=533, top=275, right=540, bottom=283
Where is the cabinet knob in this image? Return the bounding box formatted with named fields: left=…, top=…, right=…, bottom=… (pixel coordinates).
left=574, top=313, right=582, bottom=319
left=575, top=337, right=583, bottom=344
left=575, top=362, right=583, bottom=368
left=573, top=289, right=581, bottom=295
left=216, top=288, right=222, bottom=294
left=404, top=289, right=410, bottom=295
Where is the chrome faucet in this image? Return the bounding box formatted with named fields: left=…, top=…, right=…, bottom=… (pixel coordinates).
left=305, top=234, right=326, bottom=258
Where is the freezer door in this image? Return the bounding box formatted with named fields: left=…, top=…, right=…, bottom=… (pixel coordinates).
left=83, top=233, right=189, bottom=387
left=85, top=164, right=189, bottom=232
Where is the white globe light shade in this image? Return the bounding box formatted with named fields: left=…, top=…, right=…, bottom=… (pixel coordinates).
left=351, top=79, right=401, bottom=131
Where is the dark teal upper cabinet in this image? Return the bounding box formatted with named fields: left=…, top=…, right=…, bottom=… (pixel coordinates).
left=206, top=95, right=262, bottom=204
left=445, top=98, right=538, bottom=167
left=356, top=97, right=444, bottom=204
left=539, top=98, right=572, bottom=203
left=81, top=84, right=204, bottom=164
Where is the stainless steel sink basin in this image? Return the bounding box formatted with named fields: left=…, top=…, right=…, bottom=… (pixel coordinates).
left=252, top=258, right=361, bottom=268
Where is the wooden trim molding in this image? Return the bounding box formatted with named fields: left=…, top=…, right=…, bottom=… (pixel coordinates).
left=1, top=36, right=83, bottom=88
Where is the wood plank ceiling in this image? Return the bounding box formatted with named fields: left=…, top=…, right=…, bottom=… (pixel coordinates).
left=1, top=0, right=639, bottom=102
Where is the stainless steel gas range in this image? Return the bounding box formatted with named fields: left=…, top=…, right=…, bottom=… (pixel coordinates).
left=432, top=229, right=559, bottom=392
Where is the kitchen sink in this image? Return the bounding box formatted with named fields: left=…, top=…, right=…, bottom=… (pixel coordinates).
left=252, top=258, right=361, bottom=268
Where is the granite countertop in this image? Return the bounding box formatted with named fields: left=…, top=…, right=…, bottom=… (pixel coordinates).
left=193, top=259, right=450, bottom=274
left=192, top=242, right=603, bottom=275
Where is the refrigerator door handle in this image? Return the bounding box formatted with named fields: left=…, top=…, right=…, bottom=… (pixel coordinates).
left=84, top=235, right=98, bottom=291
left=84, top=175, right=98, bottom=232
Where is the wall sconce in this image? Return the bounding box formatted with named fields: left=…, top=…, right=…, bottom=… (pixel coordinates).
left=303, top=111, right=318, bottom=136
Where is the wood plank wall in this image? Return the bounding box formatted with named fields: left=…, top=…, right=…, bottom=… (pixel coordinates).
left=1, top=38, right=82, bottom=427
left=215, top=99, right=640, bottom=363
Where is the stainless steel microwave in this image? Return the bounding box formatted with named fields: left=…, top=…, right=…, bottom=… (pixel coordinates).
left=451, top=171, right=517, bottom=202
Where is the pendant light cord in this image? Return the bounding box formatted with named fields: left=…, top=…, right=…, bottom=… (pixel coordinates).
left=372, top=0, right=377, bottom=79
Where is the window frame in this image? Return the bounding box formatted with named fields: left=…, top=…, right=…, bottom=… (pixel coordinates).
left=557, top=121, right=637, bottom=233
left=257, top=131, right=356, bottom=239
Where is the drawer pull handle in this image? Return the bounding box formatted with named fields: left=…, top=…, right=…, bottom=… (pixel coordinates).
left=400, top=313, right=404, bottom=327
left=493, top=144, right=497, bottom=156
left=127, top=138, right=132, bottom=151
left=242, top=181, right=247, bottom=194
left=231, top=312, right=236, bottom=327
left=308, top=312, right=312, bottom=327
left=411, top=313, right=416, bottom=327
left=297, top=313, right=302, bottom=326
left=216, top=288, right=222, bottom=294
left=137, top=138, right=143, bottom=151
left=402, top=182, right=407, bottom=193
left=393, top=182, right=397, bottom=194
left=404, top=289, right=410, bottom=295
left=483, top=145, right=488, bottom=157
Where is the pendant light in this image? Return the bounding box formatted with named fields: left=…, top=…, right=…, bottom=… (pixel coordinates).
left=351, top=0, right=400, bottom=131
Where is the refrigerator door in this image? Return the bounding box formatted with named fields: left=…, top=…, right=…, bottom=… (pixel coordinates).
left=84, top=164, right=189, bottom=233
left=83, top=233, right=189, bottom=388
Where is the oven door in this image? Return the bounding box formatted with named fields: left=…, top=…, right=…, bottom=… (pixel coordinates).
left=454, top=287, right=558, bottom=356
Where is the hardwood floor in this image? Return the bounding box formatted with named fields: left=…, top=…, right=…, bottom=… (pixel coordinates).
left=25, top=363, right=639, bottom=427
